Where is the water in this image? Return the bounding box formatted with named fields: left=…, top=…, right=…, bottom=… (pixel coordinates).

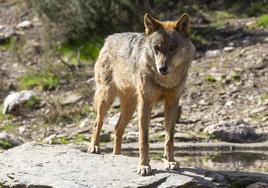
left=123, top=150, right=268, bottom=173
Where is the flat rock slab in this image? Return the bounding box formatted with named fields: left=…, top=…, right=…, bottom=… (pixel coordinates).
left=0, top=144, right=267, bottom=188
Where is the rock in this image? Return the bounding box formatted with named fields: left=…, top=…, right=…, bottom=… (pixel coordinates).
left=0, top=26, right=15, bottom=43
left=224, top=46, right=235, bottom=52
left=247, top=182, right=268, bottom=188
left=204, top=120, right=259, bottom=143
left=2, top=90, right=35, bottom=114
left=79, top=118, right=91, bottom=128
left=0, top=133, right=23, bottom=149
left=205, top=49, right=221, bottom=58
left=16, top=20, right=32, bottom=29
left=60, top=92, right=82, bottom=105
left=100, top=131, right=111, bottom=142
left=0, top=144, right=267, bottom=188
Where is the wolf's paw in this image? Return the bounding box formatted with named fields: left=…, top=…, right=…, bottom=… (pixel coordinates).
left=87, top=145, right=100, bottom=154
left=164, top=161, right=179, bottom=170
left=138, top=165, right=153, bottom=176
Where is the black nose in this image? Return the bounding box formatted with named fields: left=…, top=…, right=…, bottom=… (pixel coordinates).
left=159, top=66, right=168, bottom=75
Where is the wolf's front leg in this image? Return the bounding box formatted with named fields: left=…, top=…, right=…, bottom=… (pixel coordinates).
left=163, top=98, right=180, bottom=170
left=137, top=99, right=153, bottom=176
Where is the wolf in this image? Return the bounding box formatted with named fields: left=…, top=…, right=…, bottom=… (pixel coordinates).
left=88, top=13, right=195, bottom=176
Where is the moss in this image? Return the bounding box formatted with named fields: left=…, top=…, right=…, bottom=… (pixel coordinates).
left=257, top=14, right=268, bottom=28
left=19, top=70, right=59, bottom=90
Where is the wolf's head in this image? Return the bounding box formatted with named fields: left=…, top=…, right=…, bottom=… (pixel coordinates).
left=144, top=13, right=195, bottom=76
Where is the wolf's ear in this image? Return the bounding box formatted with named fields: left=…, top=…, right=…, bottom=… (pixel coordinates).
left=175, top=13, right=191, bottom=37
left=144, top=13, right=161, bottom=35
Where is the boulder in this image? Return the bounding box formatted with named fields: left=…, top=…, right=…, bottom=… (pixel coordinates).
left=204, top=120, right=259, bottom=143
left=0, top=144, right=267, bottom=188
left=2, top=90, right=35, bottom=114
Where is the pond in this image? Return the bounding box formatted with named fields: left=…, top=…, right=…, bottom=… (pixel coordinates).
left=123, top=150, right=268, bottom=173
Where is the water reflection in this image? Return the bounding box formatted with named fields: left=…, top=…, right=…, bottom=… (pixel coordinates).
left=124, top=150, right=268, bottom=173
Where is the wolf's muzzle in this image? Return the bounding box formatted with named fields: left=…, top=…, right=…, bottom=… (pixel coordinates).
left=159, top=66, right=169, bottom=75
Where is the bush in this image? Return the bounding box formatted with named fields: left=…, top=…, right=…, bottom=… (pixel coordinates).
left=257, top=14, right=268, bottom=28
left=30, top=0, right=147, bottom=40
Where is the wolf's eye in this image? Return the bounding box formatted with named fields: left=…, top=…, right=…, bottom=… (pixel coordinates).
left=154, top=45, right=160, bottom=53
left=170, top=45, right=177, bottom=52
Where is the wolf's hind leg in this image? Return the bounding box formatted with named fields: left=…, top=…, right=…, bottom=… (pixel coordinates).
left=113, top=95, right=136, bottom=155
left=89, top=84, right=116, bottom=154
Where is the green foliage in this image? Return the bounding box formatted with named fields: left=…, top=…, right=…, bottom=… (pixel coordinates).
left=19, top=70, right=59, bottom=90
left=246, top=2, right=268, bottom=17
left=0, top=139, right=12, bottom=149
left=58, top=38, right=103, bottom=63
left=24, top=95, right=41, bottom=109
left=30, top=0, right=146, bottom=40
left=74, top=134, right=88, bottom=143
left=51, top=136, right=70, bottom=145
left=0, top=37, right=12, bottom=50
left=257, top=14, right=268, bottom=28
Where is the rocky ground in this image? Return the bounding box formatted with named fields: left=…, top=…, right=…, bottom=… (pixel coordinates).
left=0, top=0, right=268, bottom=172
left=0, top=143, right=268, bottom=188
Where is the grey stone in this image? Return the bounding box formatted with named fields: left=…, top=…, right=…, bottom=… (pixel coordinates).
left=204, top=120, right=259, bottom=143
left=2, top=90, right=35, bottom=114
left=246, top=182, right=268, bottom=188
left=16, top=20, right=32, bottom=29
left=60, top=92, right=82, bottom=105
left=0, top=143, right=259, bottom=188
left=205, top=49, right=221, bottom=58
left=0, top=133, right=23, bottom=149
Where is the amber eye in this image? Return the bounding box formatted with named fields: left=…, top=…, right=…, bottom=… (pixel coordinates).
left=154, top=45, right=160, bottom=53
left=170, top=45, right=177, bottom=52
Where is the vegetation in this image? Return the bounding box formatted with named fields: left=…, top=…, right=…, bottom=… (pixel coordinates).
left=0, top=139, right=12, bottom=149
left=19, top=70, right=59, bottom=90
left=257, top=14, right=268, bottom=28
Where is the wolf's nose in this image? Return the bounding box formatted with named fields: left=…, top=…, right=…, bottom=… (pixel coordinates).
left=159, top=66, right=168, bottom=75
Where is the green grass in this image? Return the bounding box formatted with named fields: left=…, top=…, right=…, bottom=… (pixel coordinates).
left=257, top=14, right=268, bottom=28
left=204, top=75, right=217, bottom=82
left=19, top=70, right=59, bottom=90
left=0, top=123, right=15, bottom=132
left=74, top=134, right=89, bottom=143
left=24, top=95, right=41, bottom=109
left=57, top=38, right=103, bottom=64
left=150, top=152, right=164, bottom=161
left=191, top=33, right=208, bottom=45
left=51, top=136, right=70, bottom=145
left=261, top=92, right=268, bottom=102
left=0, top=109, right=13, bottom=121
left=0, top=139, right=12, bottom=149
left=150, top=134, right=165, bottom=143
left=0, top=37, right=12, bottom=51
